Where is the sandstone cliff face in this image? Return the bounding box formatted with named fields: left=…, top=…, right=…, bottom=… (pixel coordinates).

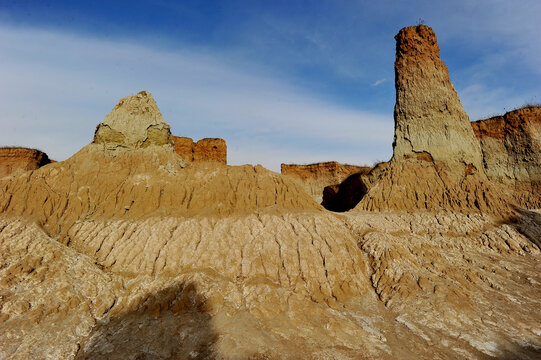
left=173, top=136, right=227, bottom=164
left=358, top=25, right=511, bottom=215
left=281, top=162, right=370, bottom=203
left=472, top=106, right=541, bottom=208
left=93, top=91, right=173, bottom=150
left=0, top=147, right=51, bottom=178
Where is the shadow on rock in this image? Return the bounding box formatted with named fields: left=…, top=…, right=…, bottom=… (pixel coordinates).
left=321, top=173, right=368, bottom=212
left=507, top=208, right=541, bottom=250
left=495, top=341, right=541, bottom=360
left=76, top=281, right=217, bottom=360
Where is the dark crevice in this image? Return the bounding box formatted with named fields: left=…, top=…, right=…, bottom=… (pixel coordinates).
left=321, top=173, right=369, bottom=212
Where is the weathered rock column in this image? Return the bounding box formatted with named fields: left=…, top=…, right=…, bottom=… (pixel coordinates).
left=392, top=25, right=484, bottom=177
left=357, top=25, right=511, bottom=214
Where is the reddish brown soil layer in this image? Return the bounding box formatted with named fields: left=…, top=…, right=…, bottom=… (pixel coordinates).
left=0, top=147, right=51, bottom=178
left=173, top=136, right=227, bottom=164
left=471, top=106, right=541, bottom=208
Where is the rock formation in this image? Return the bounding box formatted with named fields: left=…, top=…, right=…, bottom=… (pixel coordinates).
left=0, top=91, right=318, bottom=239
left=1, top=30, right=541, bottom=360
left=93, top=91, right=173, bottom=150
left=173, top=136, right=227, bottom=164
left=391, top=26, right=484, bottom=176
left=357, top=25, right=511, bottom=215
left=281, top=162, right=370, bottom=203
left=472, top=106, right=541, bottom=208
left=0, top=147, right=51, bottom=178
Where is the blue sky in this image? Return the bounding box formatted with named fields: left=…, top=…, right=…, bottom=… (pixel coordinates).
left=1, top=1, right=539, bottom=171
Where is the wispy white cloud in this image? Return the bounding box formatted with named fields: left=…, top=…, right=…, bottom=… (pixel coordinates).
left=0, top=25, right=393, bottom=172
left=371, top=79, right=386, bottom=87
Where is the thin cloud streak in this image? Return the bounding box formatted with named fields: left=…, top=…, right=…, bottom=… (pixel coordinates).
left=371, top=79, right=386, bottom=87
left=0, top=25, right=393, bottom=172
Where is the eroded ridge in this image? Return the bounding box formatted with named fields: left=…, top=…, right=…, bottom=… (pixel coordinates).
left=0, top=147, right=51, bottom=178
left=472, top=106, right=541, bottom=208
left=0, top=147, right=320, bottom=241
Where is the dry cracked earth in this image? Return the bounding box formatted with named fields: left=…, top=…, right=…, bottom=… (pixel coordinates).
left=1, top=208, right=540, bottom=359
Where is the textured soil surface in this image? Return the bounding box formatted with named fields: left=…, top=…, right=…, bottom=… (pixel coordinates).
left=1, top=208, right=540, bottom=359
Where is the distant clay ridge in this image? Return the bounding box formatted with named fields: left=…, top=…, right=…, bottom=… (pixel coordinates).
left=281, top=162, right=370, bottom=203
left=0, top=147, right=51, bottom=178
left=472, top=106, right=541, bottom=208
left=174, top=136, right=227, bottom=164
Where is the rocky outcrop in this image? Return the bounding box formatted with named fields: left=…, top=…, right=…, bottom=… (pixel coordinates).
left=472, top=106, right=541, bottom=208
left=92, top=91, right=173, bottom=150
left=281, top=162, right=370, bottom=203
left=173, top=136, right=227, bottom=164
left=0, top=147, right=51, bottom=178
left=0, top=91, right=319, bottom=240
left=357, top=25, right=511, bottom=215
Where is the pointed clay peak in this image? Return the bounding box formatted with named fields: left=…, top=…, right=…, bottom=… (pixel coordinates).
left=393, top=25, right=484, bottom=177
left=92, top=91, right=173, bottom=149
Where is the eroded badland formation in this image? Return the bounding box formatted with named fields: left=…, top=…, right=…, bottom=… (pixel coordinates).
left=0, top=147, right=51, bottom=179
left=472, top=106, right=541, bottom=209
left=1, top=25, right=540, bottom=360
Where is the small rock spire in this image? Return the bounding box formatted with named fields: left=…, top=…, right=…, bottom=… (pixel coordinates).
left=92, top=91, right=173, bottom=149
